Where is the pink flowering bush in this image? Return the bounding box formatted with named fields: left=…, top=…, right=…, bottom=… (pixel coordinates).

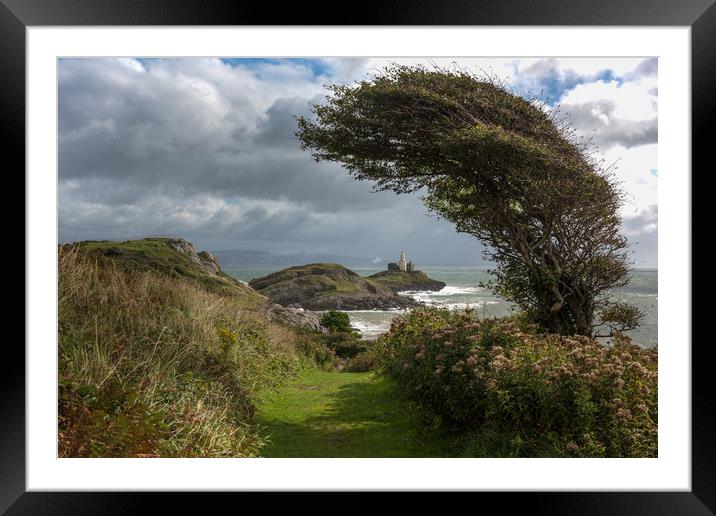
left=376, top=308, right=657, bottom=457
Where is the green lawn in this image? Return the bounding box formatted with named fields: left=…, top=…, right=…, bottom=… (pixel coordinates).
left=254, top=369, right=459, bottom=457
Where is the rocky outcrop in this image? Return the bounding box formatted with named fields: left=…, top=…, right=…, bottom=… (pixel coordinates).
left=197, top=250, right=220, bottom=274
left=267, top=305, right=327, bottom=332
left=249, top=263, right=418, bottom=310
left=368, top=270, right=446, bottom=292
left=166, top=238, right=220, bottom=276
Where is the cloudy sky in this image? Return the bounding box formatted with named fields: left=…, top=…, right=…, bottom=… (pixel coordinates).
left=58, top=57, right=658, bottom=266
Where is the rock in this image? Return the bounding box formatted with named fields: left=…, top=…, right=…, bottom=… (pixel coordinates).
left=197, top=250, right=220, bottom=274
left=166, top=238, right=222, bottom=276
left=268, top=305, right=327, bottom=332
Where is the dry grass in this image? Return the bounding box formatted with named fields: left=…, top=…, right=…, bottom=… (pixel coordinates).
left=58, top=246, right=310, bottom=457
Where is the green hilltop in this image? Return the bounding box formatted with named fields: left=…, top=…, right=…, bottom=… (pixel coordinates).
left=70, top=237, right=262, bottom=301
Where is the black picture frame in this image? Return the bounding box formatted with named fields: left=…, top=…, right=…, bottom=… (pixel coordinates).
left=6, top=0, right=711, bottom=512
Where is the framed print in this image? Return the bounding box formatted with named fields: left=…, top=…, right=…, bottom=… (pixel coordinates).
left=7, top=0, right=713, bottom=512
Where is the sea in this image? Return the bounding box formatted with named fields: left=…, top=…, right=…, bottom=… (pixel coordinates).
left=222, top=265, right=658, bottom=348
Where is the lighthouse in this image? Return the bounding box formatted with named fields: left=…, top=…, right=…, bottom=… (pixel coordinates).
left=387, top=251, right=415, bottom=272
left=398, top=250, right=407, bottom=271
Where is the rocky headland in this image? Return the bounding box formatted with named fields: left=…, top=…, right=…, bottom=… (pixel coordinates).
left=249, top=263, right=421, bottom=310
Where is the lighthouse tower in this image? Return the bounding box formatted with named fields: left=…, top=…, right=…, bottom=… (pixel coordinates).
left=398, top=250, right=407, bottom=271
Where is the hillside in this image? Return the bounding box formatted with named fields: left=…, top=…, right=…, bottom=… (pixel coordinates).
left=58, top=238, right=335, bottom=458
left=249, top=263, right=418, bottom=310
left=368, top=270, right=446, bottom=292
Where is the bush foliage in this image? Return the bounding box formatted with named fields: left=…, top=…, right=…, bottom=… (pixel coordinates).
left=376, top=308, right=657, bottom=457
left=343, top=350, right=379, bottom=372
left=320, top=310, right=356, bottom=334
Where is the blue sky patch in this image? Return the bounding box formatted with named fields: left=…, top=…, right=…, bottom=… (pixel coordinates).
left=221, top=58, right=330, bottom=77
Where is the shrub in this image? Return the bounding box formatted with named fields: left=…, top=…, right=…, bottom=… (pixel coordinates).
left=343, top=350, right=379, bottom=372
left=377, top=308, right=657, bottom=457
left=323, top=331, right=368, bottom=359
left=294, top=331, right=339, bottom=370
left=317, top=310, right=366, bottom=359
left=320, top=310, right=357, bottom=334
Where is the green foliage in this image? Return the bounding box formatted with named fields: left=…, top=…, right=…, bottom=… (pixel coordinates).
left=376, top=308, right=658, bottom=457
left=321, top=332, right=365, bottom=359
left=316, top=310, right=368, bottom=360
left=596, top=301, right=646, bottom=337
left=320, top=310, right=355, bottom=333
left=294, top=331, right=339, bottom=370
left=343, top=350, right=379, bottom=372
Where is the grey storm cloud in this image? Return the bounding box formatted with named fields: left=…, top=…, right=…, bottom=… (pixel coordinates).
left=59, top=61, right=385, bottom=214
left=562, top=100, right=658, bottom=150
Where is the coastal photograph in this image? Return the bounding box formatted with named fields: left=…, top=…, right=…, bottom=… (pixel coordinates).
left=58, top=57, right=657, bottom=458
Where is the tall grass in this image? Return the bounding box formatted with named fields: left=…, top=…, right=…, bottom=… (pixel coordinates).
left=58, top=247, right=310, bottom=457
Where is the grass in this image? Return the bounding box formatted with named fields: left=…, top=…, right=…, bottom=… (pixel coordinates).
left=254, top=369, right=460, bottom=457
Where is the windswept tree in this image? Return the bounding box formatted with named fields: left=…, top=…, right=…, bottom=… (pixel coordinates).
left=295, top=65, right=642, bottom=337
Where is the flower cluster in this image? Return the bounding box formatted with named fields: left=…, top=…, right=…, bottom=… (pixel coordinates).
left=376, top=308, right=657, bottom=457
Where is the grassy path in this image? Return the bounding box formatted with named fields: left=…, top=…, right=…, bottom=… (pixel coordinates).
left=254, top=369, right=459, bottom=457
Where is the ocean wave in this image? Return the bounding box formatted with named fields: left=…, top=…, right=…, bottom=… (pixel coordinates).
left=441, top=301, right=499, bottom=310
left=342, top=308, right=408, bottom=314
left=350, top=319, right=393, bottom=338
left=399, top=285, right=497, bottom=307
left=399, top=285, right=483, bottom=297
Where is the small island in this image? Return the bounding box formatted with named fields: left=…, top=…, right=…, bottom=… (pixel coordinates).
left=249, top=262, right=420, bottom=310
left=249, top=251, right=446, bottom=310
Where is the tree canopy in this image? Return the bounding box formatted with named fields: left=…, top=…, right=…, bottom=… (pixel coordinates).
left=296, top=65, right=641, bottom=336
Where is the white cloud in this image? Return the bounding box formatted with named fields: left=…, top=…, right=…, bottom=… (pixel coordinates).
left=559, top=78, right=658, bottom=121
